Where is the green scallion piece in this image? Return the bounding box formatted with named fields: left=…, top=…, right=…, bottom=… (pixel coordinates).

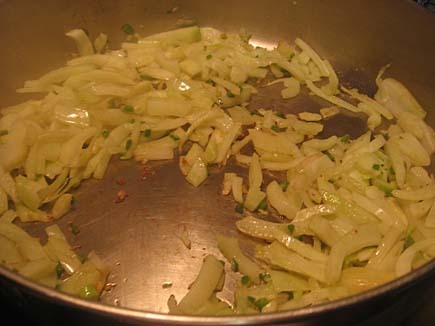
left=235, top=204, right=244, bottom=214
left=70, top=223, right=80, bottom=235
left=257, top=199, right=267, bottom=211
left=143, top=129, right=151, bottom=138
left=230, top=258, right=239, bottom=272
left=0, top=130, right=8, bottom=137
left=55, top=262, right=65, bottom=278
left=271, top=125, right=287, bottom=132
left=254, top=297, right=270, bottom=311
left=280, top=181, right=289, bottom=191
left=125, top=139, right=132, bottom=151
left=275, top=112, right=286, bottom=119
left=206, top=54, right=212, bottom=60
left=372, top=164, right=381, bottom=170
left=170, top=134, right=180, bottom=141
left=288, top=224, right=295, bottom=235
left=241, top=275, right=252, bottom=286
left=102, top=130, right=109, bottom=138
left=325, top=151, right=335, bottom=162
left=121, top=23, right=135, bottom=35
left=259, top=272, right=271, bottom=283
left=123, top=105, right=134, bottom=113
left=340, top=134, right=350, bottom=143
left=247, top=296, right=256, bottom=304
left=227, top=91, right=235, bottom=98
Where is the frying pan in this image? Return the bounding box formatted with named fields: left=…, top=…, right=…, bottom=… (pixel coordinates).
left=0, top=0, right=434, bottom=325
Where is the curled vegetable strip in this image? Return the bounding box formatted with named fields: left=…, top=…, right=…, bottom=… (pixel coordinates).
left=395, top=239, right=435, bottom=276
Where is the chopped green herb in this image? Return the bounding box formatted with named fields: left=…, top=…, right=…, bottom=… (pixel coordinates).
left=170, top=134, right=180, bottom=141
left=372, top=164, right=381, bottom=170
left=282, top=291, right=294, bottom=300
left=257, top=199, right=267, bottom=211
left=250, top=110, right=264, bottom=117
left=254, top=297, right=270, bottom=311
left=0, top=130, right=8, bottom=137
left=121, top=23, right=135, bottom=35
left=404, top=228, right=416, bottom=249
left=389, top=167, right=395, bottom=175
left=220, top=33, right=228, bottom=40
left=325, top=151, right=335, bottom=162
left=231, top=258, right=239, bottom=272
left=130, top=118, right=136, bottom=123
left=241, top=275, right=252, bottom=286
left=340, top=134, right=350, bottom=143
left=275, top=112, right=286, bottom=119
left=288, top=224, right=295, bottom=235
left=79, top=284, right=99, bottom=300
left=280, top=69, right=292, bottom=78
left=206, top=79, right=216, bottom=86
left=280, top=180, right=289, bottom=191
left=101, top=130, right=109, bottom=138
left=125, top=139, right=132, bottom=151
left=259, top=272, right=271, bottom=283
left=108, top=98, right=123, bottom=108
left=247, top=296, right=256, bottom=304
left=123, top=105, right=134, bottom=113
left=206, top=54, right=212, bottom=60
left=235, top=203, right=244, bottom=214
left=271, top=125, right=287, bottom=132
left=328, top=179, right=336, bottom=184
left=55, top=262, right=65, bottom=278
left=77, top=253, right=88, bottom=264
left=227, top=91, right=235, bottom=98
left=70, top=223, right=80, bottom=235
left=143, top=129, right=152, bottom=138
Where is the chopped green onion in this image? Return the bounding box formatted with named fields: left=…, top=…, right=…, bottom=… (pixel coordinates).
left=281, top=69, right=292, bottom=78
left=271, top=125, right=287, bottom=132
left=101, top=130, right=109, bottom=138
left=227, top=91, right=235, bottom=98
left=254, top=297, right=270, bottom=311
left=140, top=74, right=155, bottom=81
left=235, top=203, right=244, bottom=214
left=288, top=224, right=295, bottom=235
left=247, top=296, right=256, bottom=304
left=389, top=167, right=395, bottom=175
left=328, top=179, right=336, bottom=184
left=241, top=275, right=252, bottom=286
left=282, top=291, right=294, bottom=300
left=280, top=180, right=289, bottom=191
left=340, top=134, right=350, bottom=143
left=0, top=130, right=8, bottom=137
left=275, top=112, right=286, bottom=119
left=206, top=54, right=212, bottom=60
left=79, top=284, right=99, bottom=300
left=206, top=79, right=216, bottom=86
left=130, top=118, right=136, bottom=123
left=77, top=253, right=87, bottom=264
left=143, top=129, right=151, bottom=138
left=250, top=110, right=264, bottom=117
left=125, top=139, right=132, bottom=151
left=325, top=151, right=335, bottom=162
left=231, top=258, right=239, bottom=272
left=170, top=134, right=180, bottom=141
left=122, top=105, right=134, bottom=113
left=55, top=262, right=65, bottom=278
left=257, top=199, right=267, bottom=211
left=70, top=223, right=80, bottom=235
left=404, top=228, right=416, bottom=249
left=108, top=98, right=123, bottom=108
left=259, top=272, right=271, bottom=283
left=121, top=23, right=135, bottom=35
left=372, top=164, right=381, bottom=170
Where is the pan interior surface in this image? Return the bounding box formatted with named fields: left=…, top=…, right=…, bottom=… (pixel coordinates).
left=0, top=0, right=434, bottom=324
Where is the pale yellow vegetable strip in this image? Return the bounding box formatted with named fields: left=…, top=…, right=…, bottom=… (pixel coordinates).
left=306, top=80, right=361, bottom=113
left=367, top=227, right=403, bottom=269
left=66, top=29, right=94, bottom=56
left=257, top=242, right=327, bottom=283
left=309, top=216, right=342, bottom=247
left=294, top=38, right=330, bottom=77
left=178, top=255, right=225, bottom=314
left=395, top=239, right=435, bottom=277
left=272, top=229, right=328, bottom=263
left=326, top=225, right=382, bottom=284
left=392, top=184, right=435, bottom=201
left=217, top=235, right=263, bottom=284
left=236, top=216, right=290, bottom=242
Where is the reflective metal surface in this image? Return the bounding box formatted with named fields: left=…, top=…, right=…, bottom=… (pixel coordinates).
left=0, top=0, right=434, bottom=324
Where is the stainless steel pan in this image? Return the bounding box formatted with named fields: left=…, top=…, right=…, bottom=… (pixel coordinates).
left=0, top=0, right=434, bottom=325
